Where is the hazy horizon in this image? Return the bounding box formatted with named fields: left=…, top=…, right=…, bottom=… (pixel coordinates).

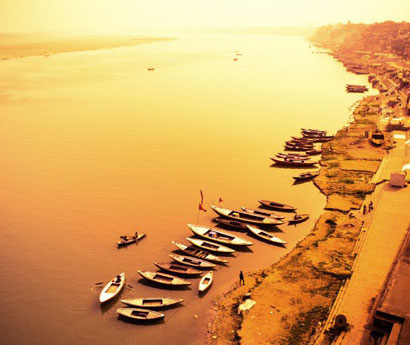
left=1, top=0, right=409, bottom=35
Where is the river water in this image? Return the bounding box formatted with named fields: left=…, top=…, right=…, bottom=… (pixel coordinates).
left=0, top=33, right=370, bottom=345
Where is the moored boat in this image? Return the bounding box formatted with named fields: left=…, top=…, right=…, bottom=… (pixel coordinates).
left=288, top=214, right=309, bottom=224
left=186, top=237, right=235, bottom=253
left=214, top=217, right=249, bottom=231
left=117, top=233, right=146, bottom=247
left=285, top=140, right=314, bottom=148
left=210, top=205, right=279, bottom=225
left=188, top=224, right=253, bottom=246
left=241, top=206, right=285, bottom=225
left=369, top=129, right=384, bottom=146
left=171, top=241, right=228, bottom=263
left=271, top=157, right=317, bottom=167
left=117, top=308, right=164, bottom=321
left=198, top=271, right=213, bottom=293
left=284, top=144, right=313, bottom=152
left=169, top=254, right=216, bottom=268
left=293, top=171, right=319, bottom=182
left=121, top=297, right=184, bottom=308
left=258, top=199, right=296, bottom=212
left=136, top=270, right=191, bottom=286
left=246, top=225, right=286, bottom=245
left=99, top=272, right=125, bottom=303
left=153, top=262, right=202, bottom=276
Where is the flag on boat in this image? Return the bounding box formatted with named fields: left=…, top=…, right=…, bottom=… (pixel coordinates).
left=199, top=203, right=207, bottom=212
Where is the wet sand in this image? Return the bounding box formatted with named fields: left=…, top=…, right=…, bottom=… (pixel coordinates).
left=0, top=34, right=175, bottom=59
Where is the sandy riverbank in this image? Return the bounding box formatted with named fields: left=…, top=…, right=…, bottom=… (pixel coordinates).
left=207, top=66, right=394, bottom=344
left=0, top=34, right=175, bottom=59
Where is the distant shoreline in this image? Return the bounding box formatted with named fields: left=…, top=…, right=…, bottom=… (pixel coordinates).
left=0, top=35, right=175, bottom=60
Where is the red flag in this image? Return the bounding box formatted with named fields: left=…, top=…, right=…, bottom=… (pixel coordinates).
left=199, top=203, right=207, bottom=212
left=200, top=190, right=204, bottom=204
left=219, top=197, right=224, bottom=203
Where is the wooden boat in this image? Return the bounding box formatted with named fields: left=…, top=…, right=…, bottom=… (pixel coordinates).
left=369, top=129, right=384, bottom=146
left=312, top=136, right=334, bottom=142
left=284, top=144, right=313, bottom=152
left=258, top=199, right=296, bottom=212
left=301, top=128, right=327, bottom=135
left=285, top=140, right=313, bottom=148
left=288, top=214, right=309, bottom=224
left=210, top=205, right=279, bottom=225
left=121, top=297, right=183, bottom=308
left=246, top=225, right=286, bottom=245
left=214, top=217, right=249, bottom=231
left=117, top=233, right=146, bottom=247
left=153, top=262, right=202, bottom=276
left=99, top=272, right=125, bottom=303
left=276, top=152, right=309, bottom=159
left=240, top=207, right=285, bottom=220
left=273, top=154, right=311, bottom=161
left=117, top=308, right=164, bottom=321
left=293, top=171, right=319, bottom=182
left=305, top=149, right=322, bottom=156
left=136, top=270, right=191, bottom=286
left=171, top=241, right=228, bottom=263
left=271, top=157, right=317, bottom=167
left=169, top=254, right=216, bottom=268
left=186, top=237, right=235, bottom=253
left=198, top=271, right=213, bottom=293
left=188, top=224, right=253, bottom=246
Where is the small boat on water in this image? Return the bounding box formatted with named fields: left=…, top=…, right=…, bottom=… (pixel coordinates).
left=246, top=225, right=286, bottom=245
left=198, top=271, right=213, bottom=293
left=369, top=129, right=384, bottom=146
left=284, top=144, right=313, bottom=152
left=188, top=224, right=253, bottom=246
left=117, top=233, right=146, bottom=247
left=273, top=154, right=311, bottom=161
left=312, top=136, right=334, bottom=142
left=214, top=217, right=249, bottom=231
left=301, top=128, right=327, bottom=135
left=288, top=214, right=309, bottom=224
left=258, top=199, right=296, bottom=212
left=285, top=140, right=314, bottom=148
left=240, top=207, right=285, bottom=220
left=169, top=254, right=216, bottom=268
left=137, top=270, right=191, bottom=286
left=153, top=262, right=202, bottom=276
left=121, top=297, right=184, bottom=308
left=99, top=272, right=125, bottom=303
left=276, top=152, right=309, bottom=159
left=186, top=237, right=235, bottom=253
left=293, top=171, right=319, bottom=182
left=171, top=241, right=228, bottom=263
left=210, top=205, right=279, bottom=225
left=117, top=308, right=164, bottom=321
left=271, top=157, right=317, bottom=167
left=305, top=149, right=322, bottom=155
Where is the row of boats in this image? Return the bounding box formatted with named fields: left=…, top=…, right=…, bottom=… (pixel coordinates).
left=270, top=128, right=333, bottom=182
left=99, top=199, right=310, bottom=322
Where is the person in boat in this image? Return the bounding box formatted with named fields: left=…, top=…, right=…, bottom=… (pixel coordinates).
left=134, top=231, right=138, bottom=239
left=369, top=201, right=373, bottom=211
left=239, top=271, right=245, bottom=285
left=115, top=275, right=121, bottom=283
left=363, top=205, right=367, bottom=215
left=293, top=213, right=301, bottom=220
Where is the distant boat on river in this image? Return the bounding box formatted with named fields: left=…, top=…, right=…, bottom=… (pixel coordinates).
left=258, top=199, right=296, bottom=212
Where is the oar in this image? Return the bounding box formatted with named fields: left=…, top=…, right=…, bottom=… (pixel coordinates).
left=95, top=282, right=104, bottom=285
left=127, top=283, right=133, bottom=289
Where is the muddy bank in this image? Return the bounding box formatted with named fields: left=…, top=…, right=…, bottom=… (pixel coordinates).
left=208, top=95, right=386, bottom=344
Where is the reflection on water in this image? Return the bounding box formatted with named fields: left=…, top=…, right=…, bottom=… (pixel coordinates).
left=0, top=33, right=370, bottom=345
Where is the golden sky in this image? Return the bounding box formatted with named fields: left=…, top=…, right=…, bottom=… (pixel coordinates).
left=1, top=0, right=409, bottom=33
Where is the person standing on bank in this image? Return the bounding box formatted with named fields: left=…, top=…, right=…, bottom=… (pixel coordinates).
left=239, top=271, right=245, bottom=285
